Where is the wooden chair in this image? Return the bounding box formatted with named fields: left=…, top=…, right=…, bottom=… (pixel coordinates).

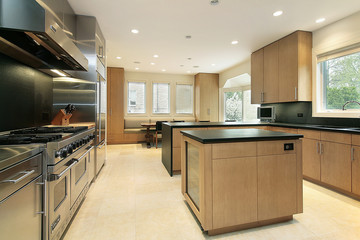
left=153, top=121, right=167, bottom=148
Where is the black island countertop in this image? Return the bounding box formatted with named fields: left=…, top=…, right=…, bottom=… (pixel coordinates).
left=164, top=121, right=360, bottom=134
left=181, top=128, right=303, bottom=144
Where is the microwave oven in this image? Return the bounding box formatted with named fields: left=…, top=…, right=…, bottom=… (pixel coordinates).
left=257, top=106, right=275, bottom=121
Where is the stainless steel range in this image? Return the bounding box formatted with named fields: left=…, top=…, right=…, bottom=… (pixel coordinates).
left=0, top=126, right=95, bottom=240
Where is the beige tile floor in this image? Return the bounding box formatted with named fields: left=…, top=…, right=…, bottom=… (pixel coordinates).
left=63, top=144, right=360, bottom=240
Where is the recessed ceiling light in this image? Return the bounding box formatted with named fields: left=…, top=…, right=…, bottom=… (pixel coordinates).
left=187, top=57, right=192, bottom=60
left=135, top=67, right=139, bottom=70
left=153, top=54, right=159, bottom=58
left=150, top=62, right=155, bottom=65
left=187, top=70, right=191, bottom=73
left=134, top=61, right=141, bottom=64
left=273, top=10, right=283, bottom=17
left=316, top=18, right=326, bottom=23
left=162, top=69, right=166, bottom=72
left=210, top=0, right=219, bottom=6
left=193, top=66, right=199, bottom=68
left=211, top=63, right=216, bottom=66
left=116, top=56, right=122, bottom=59
left=180, top=65, right=184, bottom=67
left=231, top=40, right=239, bottom=45
left=131, top=29, right=139, bottom=34
left=185, top=35, right=192, bottom=39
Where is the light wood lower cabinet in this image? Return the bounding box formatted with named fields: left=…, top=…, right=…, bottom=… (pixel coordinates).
left=320, top=141, right=351, bottom=192
left=351, top=146, right=360, bottom=195
left=302, top=138, right=321, bottom=181
left=258, top=154, right=297, bottom=221
left=212, top=157, right=258, bottom=229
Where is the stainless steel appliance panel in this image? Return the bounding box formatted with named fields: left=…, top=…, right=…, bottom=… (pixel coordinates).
left=0, top=153, right=42, bottom=201
left=48, top=164, right=71, bottom=240
left=88, top=145, right=95, bottom=182
left=99, top=74, right=106, bottom=143
left=52, top=77, right=96, bottom=124
left=0, top=176, right=43, bottom=240
left=95, top=140, right=106, bottom=175
left=70, top=146, right=91, bottom=206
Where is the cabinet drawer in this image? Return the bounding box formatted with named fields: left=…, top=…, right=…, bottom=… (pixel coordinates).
left=321, top=131, right=351, bottom=144
left=298, top=129, right=320, bottom=140
left=212, top=142, right=256, bottom=159
left=257, top=140, right=297, bottom=156
left=352, top=134, right=360, bottom=146
left=173, top=128, right=206, bottom=148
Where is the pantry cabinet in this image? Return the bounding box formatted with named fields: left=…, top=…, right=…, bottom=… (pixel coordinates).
left=251, top=31, right=312, bottom=104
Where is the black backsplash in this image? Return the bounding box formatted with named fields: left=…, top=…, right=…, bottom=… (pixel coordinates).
left=0, top=53, right=53, bottom=131
left=263, top=102, right=360, bottom=127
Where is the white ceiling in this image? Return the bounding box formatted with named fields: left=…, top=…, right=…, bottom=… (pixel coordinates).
left=68, top=0, right=360, bottom=75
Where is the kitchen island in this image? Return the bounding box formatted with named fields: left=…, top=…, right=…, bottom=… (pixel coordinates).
left=180, top=128, right=303, bottom=235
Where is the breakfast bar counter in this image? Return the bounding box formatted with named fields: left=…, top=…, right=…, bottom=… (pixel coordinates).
left=180, top=129, right=303, bottom=235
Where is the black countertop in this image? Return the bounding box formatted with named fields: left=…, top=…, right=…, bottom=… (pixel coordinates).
left=164, top=122, right=360, bottom=134
left=181, top=129, right=303, bottom=144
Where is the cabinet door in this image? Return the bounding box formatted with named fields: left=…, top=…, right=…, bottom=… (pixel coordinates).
left=278, top=32, right=298, bottom=102
left=258, top=154, right=297, bottom=221
left=251, top=49, right=264, bottom=104
left=352, top=146, right=360, bottom=195
left=107, top=68, right=124, bottom=143
left=321, top=142, right=351, bottom=192
left=302, top=139, right=321, bottom=180
left=212, top=157, right=257, bottom=228
left=263, top=42, right=279, bottom=103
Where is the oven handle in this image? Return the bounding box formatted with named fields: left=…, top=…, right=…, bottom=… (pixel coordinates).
left=75, top=146, right=94, bottom=162
left=2, top=170, right=35, bottom=184
left=49, top=160, right=78, bottom=181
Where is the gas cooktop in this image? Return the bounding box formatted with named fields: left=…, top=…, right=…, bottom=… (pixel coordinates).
left=10, top=126, right=88, bottom=134
left=0, top=126, right=89, bottom=145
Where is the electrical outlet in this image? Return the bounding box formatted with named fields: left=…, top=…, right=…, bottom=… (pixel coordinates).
left=297, top=113, right=303, bottom=117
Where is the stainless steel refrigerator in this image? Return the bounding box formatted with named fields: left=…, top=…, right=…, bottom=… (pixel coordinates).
left=95, top=73, right=106, bottom=175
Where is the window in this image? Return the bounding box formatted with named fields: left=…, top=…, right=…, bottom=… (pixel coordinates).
left=316, top=46, right=360, bottom=115
left=127, top=82, right=145, bottom=113
left=152, top=83, right=170, bottom=113
left=176, top=84, right=193, bottom=114
left=224, top=89, right=259, bottom=122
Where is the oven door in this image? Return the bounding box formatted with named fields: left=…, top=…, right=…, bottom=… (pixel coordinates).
left=48, top=164, right=71, bottom=240
left=70, top=147, right=91, bottom=207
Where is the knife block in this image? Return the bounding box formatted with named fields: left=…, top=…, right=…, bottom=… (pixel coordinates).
left=51, top=109, right=72, bottom=125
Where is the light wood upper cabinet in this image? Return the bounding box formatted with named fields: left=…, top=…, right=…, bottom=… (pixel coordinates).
left=321, top=141, right=351, bottom=192
left=251, top=49, right=264, bottom=104
left=264, top=42, right=279, bottom=103
left=194, top=73, right=219, bottom=122
left=251, top=31, right=312, bottom=104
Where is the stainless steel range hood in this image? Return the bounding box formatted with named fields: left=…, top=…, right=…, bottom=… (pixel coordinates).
left=0, top=0, right=88, bottom=73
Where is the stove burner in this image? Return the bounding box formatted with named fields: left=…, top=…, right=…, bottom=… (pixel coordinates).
left=0, top=134, right=62, bottom=145
left=10, top=126, right=88, bottom=135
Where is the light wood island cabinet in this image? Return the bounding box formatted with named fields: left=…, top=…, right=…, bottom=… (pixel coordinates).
left=181, top=129, right=303, bottom=235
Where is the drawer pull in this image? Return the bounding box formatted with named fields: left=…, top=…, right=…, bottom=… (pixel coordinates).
left=352, top=147, right=355, bottom=162
left=2, top=170, right=35, bottom=184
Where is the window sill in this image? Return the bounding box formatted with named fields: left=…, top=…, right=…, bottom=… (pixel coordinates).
left=312, top=110, right=360, bottom=118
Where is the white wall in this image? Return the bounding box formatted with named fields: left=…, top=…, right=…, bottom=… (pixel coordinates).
left=219, top=59, right=251, bottom=88
left=124, top=71, right=195, bottom=121
left=312, top=10, right=360, bottom=118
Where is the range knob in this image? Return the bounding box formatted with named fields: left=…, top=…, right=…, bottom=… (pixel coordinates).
left=71, top=143, right=77, bottom=149
left=67, top=145, right=73, bottom=154
left=60, top=148, right=68, bottom=158
left=76, top=141, right=80, bottom=147
left=55, top=151, right=60, bottom=158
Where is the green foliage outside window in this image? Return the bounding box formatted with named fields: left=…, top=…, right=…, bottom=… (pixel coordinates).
left=323, top=51, right=360, bottom=109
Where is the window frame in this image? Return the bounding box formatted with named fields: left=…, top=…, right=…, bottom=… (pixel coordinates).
left=313, top=43, right=360, bottom=118
left=175, top=83, right=194, bottom=115
left=126, top=80, right=147, bottom=116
